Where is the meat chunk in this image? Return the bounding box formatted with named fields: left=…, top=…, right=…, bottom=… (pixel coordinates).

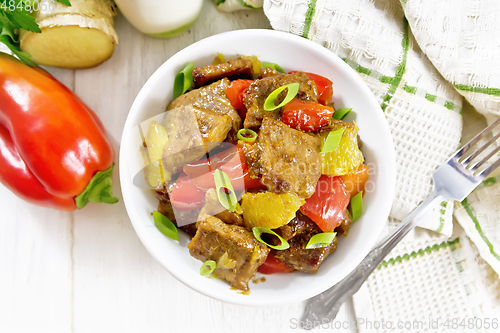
left=260, top=67, right=281, bottom=78
left=192, top=59, right=253, bottom=86
left=168, top=78, right=242, bottom=141
left=274, top=215, right=337, bottom=273
left=161, top=105, right=206, bottom=178
left=336, top=209, right=352, bottom=236
left=192, top=108, right=232, bottom=145
left=198, top=188, right=244, bottom=226
left=246, top=117, right=321, bottom=199
left=161, top=105, right=232, bottom=177
left=243, top=72, right=318, bottom=129
left=188, top=217, right=270, bottom=290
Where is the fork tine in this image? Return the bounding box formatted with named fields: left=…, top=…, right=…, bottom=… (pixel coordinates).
left=468, top=144, right=500, bottom=173
left=458, top=117, right=500, bottom=158
left=479, top=156, right=500, bottom=178
left=462, top=131, right=500, bottom=164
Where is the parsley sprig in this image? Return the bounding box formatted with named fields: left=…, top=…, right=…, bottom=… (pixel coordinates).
left=0, top=0, right=70, bottom=65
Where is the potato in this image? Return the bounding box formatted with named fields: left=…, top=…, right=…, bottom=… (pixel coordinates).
left=20, top=0, right=118, bottom=69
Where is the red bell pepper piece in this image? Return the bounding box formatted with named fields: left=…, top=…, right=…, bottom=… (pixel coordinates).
left=282, top=98, right=335, bottom=132
left=289, top=71, right=333, bottom=105
left=225, top=79, right=253, bottom=119
left=300, top=175, right=350, bottom=232
left=184, top=145, right=264, bottom=191
left=257, top=252, right=295, bottom=274
left=0, top=53, right=117, bottom=210
left=169, top=172, right=205, bottom=211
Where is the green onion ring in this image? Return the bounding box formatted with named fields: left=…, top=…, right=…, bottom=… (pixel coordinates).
left=173, top=62, right=194, bottom=99
left=332, top=108, right=352, bottom=120
left=200, top=260, right=217, bottom=276
left=237, top=128, right=258, bottom=142
left=263, top=82, right=300, bottom=111
left=252, top=227, right=290, bottom=250
left=261, top=62, right=285, bottom=73
left=351, top=191, right=363, bottom=221
left=214, top=169, right=238, bottom=212
left=305, top=232, right=337, bottom=249
left=153, top=211, right=179, bottom=241
left=321, top=128, right=344, bottom=154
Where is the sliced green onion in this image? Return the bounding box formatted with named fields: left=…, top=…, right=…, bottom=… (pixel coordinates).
left=261, top=62, right=285, bottom=73
left=351, top=191, right=363, bottom=221
left=214, top=169, right=238, bottom=212
left=263, top=82, right=300, bottom=111
left=153, top=211, right=179, bottom=241
left=321, top=128, right=344, bottom=154
left=200, top=260, right=217, bottom=276
left=305, top=232, right=337, bottom=249
left=237, top=128, right=258, bottom=142
left=252, top=227, right=290, bottom=250
left=333, top=108, right=352, bottom=120
left=173, top=62, right=194, bottom=99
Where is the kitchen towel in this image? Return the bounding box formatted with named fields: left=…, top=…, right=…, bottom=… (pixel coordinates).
left=258, top=0, right=500, bottom=330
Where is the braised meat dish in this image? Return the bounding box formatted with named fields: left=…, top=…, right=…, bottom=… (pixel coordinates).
left=144, top=55, right=368, bottom=291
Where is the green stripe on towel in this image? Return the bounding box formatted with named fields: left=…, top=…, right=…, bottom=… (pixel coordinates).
left=378, top=237, right=461, bottom=269
left=402, top=84, right=462, bottom=114
left=454, top=84, right=500, bottom=97
left=435, top=201, right=448, bottom=233
left=380, top=17, right=410, bottom=111
left=301, top=0, right=318, bottom=38
left=462, top=198, right=500, bottom=262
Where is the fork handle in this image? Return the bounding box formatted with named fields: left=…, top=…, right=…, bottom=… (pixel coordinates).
left=300, top=190, right=444, bottom=329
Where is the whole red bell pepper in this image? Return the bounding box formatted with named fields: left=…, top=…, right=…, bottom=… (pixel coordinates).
left=0, top=53, right=118, bottom=210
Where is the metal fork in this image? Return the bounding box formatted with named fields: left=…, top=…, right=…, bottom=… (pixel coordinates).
left=300, top=117, right=500, bottom=330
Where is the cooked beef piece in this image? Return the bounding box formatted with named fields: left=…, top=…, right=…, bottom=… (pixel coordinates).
left=274, top=215, right=337, bottom=273
left=188, top=216, right=270, bottom=290
left=260, top=67, right=281, bottom=78
left=160, top=105, right=232, bottom=177
left=192, top=108, right=232, bottom=145
left=243, top=72, right=318, bottom=129
left=168, top=78, right=242, bottom=141
left=192, top=59, right=253, bottom=86
left=336, top=209, right=352, bottom=236
left=276, top=212, right=316, bottom=241
left=161, top=105, right=206, bottom=177
left=238, top=140, right=260, bottom=179
left=157, top=197, right=198, bottom=238
left=198, top=188, right=244, bottom=226
left=245, top=117, right=321, bottom=199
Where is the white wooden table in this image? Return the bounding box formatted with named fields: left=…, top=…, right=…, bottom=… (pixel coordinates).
left=0, top=2, right=357, bottom=332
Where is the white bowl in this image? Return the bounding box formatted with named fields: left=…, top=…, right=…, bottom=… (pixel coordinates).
left=119, top=29, right=396, bottom=306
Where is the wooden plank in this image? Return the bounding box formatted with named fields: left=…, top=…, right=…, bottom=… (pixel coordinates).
left=0, top=67, right=75, bottom=333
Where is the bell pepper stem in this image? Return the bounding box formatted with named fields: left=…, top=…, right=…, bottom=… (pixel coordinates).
left=75, top=164, right=119, bottom=209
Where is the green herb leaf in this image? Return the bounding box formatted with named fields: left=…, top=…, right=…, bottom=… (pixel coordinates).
left=305, top=232, right=336, bottom=249
left=200, top=260, right=216, bottom=276
left=332, top=108, right=352, bottom=120
left=153, top=210, right=179, bottom=241
left=173, top=62, right=194, bottom=99
left=263, top=82, right=299, bottom=111
left=237, top=128, right=257, bottom=142
left=321, top=128, right=344, bottom=154
left=56, top=0, right=72, bottom=5
left=261, top=62, right=285, bottom=73
left=351, top=191, right=363, bottom=221
left=252, top=227, right=290, bottom=250
left=214, top=169, right=238, bottom=212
